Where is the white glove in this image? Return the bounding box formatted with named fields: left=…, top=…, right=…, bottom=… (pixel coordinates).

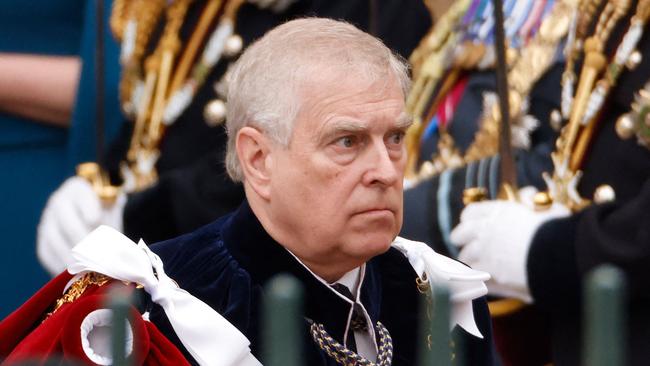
left=37, top=176, right=127, bottom=276
left=450, top=189, right=570, bottom=303
left=516, top=185, right=541, bottom=209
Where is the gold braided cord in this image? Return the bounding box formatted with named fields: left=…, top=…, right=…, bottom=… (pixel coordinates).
left=577, top=0, right=604, bottom=36
left=155, top=0, right=194, bottom=58
left=118, top=0, right=166, bottom=118
left=570, top=0, right=650, bottom=169
left=541, top=0, right=638, bottom=211
left=109, top=0, right=131, bottom=41
left=124, top=0, right=251, bottom=191
left=408, top=0, right=471, bottom=81
left=169, top=0, right=246, bottom=97
left=124, top=0, right=193, bottom=190
left=223, top=0, right=246, bottom=21
left=561, top=0, right=603, bottom=118
left=128, top=0, right=187, bottom=165
left=147, top=0, right=194, bottom=145
left=559, top=0, right=630, bottom=165
left=131, top=0, right=167, bottom=68
left=169, top=0, right=225, bottom=96
left=404, top=0, right=472, bottom=178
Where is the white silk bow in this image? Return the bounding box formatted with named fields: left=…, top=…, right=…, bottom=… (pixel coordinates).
left=391, top=236, right=490, bottom=338
left=66, top=225, right=261, bottom=366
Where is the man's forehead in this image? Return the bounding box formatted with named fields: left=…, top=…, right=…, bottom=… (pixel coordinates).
left=298, top=62, right=403, bottom=97
left=302, top=78, right=405, bottom=114
left=287, top=70, right=409, bottom=138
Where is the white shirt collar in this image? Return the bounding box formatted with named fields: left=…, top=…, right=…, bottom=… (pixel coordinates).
left=283, top=248, right=364, bottom=304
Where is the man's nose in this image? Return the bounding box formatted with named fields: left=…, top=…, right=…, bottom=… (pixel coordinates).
left=362, top=141, right=401, bottom=187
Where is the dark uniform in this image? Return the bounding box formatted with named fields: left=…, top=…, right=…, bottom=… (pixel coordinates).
left=404, top=3, right=650, bottom=366
left=400, top=64, right=562, bottom=256
left=149, top=200, right=501, bottom=365
left=526, top=23, right=650, bottom=366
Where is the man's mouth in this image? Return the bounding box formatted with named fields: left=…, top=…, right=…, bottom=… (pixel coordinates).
left=355, top=207, right=394, bottom=216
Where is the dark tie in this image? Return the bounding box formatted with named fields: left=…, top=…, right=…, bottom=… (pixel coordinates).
left=332, top=283, right=368, bottom=332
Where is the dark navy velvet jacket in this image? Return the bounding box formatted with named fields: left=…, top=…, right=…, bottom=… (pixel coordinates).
left=150, top=201, right=499, bottom=365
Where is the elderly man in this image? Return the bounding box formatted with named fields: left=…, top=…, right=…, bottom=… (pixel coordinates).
left=0, top=17, right=496, bottom=366
left=145, top=18, right=498, bottom=365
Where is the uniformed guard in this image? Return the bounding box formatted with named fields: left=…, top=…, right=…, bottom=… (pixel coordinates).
left=399, top=1, right=578, bottom=363
left=451, top=0, right=650, bottom=364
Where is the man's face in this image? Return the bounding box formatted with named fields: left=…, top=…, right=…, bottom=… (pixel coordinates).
left=267, top=73, right=409, bottom=273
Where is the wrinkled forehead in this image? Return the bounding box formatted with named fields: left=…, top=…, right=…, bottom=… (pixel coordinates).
left=297, top=58, right=403, bottom=93
left=291, top=72, right=408, bottom=135
left=294, top=64, right=406, bottom=110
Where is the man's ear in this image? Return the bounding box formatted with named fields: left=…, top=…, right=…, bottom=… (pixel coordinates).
left=236, top=126, right=273, bottom=200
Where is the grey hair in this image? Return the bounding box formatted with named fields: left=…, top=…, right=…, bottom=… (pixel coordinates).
left=225, top=17, right=411, bottom=182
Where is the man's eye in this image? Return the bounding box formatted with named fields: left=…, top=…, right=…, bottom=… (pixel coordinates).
left=388, top=131, right=405, bottom=145
left=335, top=136, right=356, bottom=148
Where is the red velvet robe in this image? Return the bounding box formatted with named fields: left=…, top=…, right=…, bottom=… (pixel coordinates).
left=0, top=272, right=189, bottom=365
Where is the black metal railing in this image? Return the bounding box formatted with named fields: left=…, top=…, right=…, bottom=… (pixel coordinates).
left=583, top=265, right=626, bottom=366
left=5, top=264, right=627, bottom=366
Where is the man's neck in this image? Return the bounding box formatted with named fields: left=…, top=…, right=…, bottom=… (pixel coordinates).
left=284, top=252, right=360, bottom=283
left=247, top=190, right=364, bottom=282
left=285, top=247, right=363, bottom=295
left=333, top=267, right=361, bottom=293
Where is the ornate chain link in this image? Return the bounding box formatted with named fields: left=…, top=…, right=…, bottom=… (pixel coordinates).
left=310, top=321, right=393, bottom=366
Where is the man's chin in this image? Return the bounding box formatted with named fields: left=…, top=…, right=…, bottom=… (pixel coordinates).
left=349, top=232, right=396, bottom=257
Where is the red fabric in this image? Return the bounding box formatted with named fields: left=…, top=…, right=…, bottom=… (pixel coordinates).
left=437, top=76, right=468, bottom=128
left=0, top=271, right=73, bottom=357
left=491, top=305, right=552, bottom=366
left=0, top=272, right=189, bottom=365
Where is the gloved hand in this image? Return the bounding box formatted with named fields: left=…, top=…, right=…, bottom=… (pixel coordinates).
left=450, top=188, right=570, bottom=303
left=37, top=176, right=127, bottom=275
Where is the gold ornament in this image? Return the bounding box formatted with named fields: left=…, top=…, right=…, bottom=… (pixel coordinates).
left=626, top=50, right=643, bottom=70
left=615, top=113, right=636, bottom=139
left=550, top=109, right=563, bottom=131
left=109, top=0, right=131, bottom=41
left=76, top=162, right=120, bottom=204
left=614, top=81, right=650, bottom=149
left=45, top=272, right=111, bottom=320
left=533, top=191, right=553, bottom=210
left=224, top=34, right=244, bottom=58
left=117, top=0, right=166, bottom=120
left=462, top=187, right=488, bottom=205
left=593, top=184, right=616, bottom=203
left=203, top=99, right=228, bottom=127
